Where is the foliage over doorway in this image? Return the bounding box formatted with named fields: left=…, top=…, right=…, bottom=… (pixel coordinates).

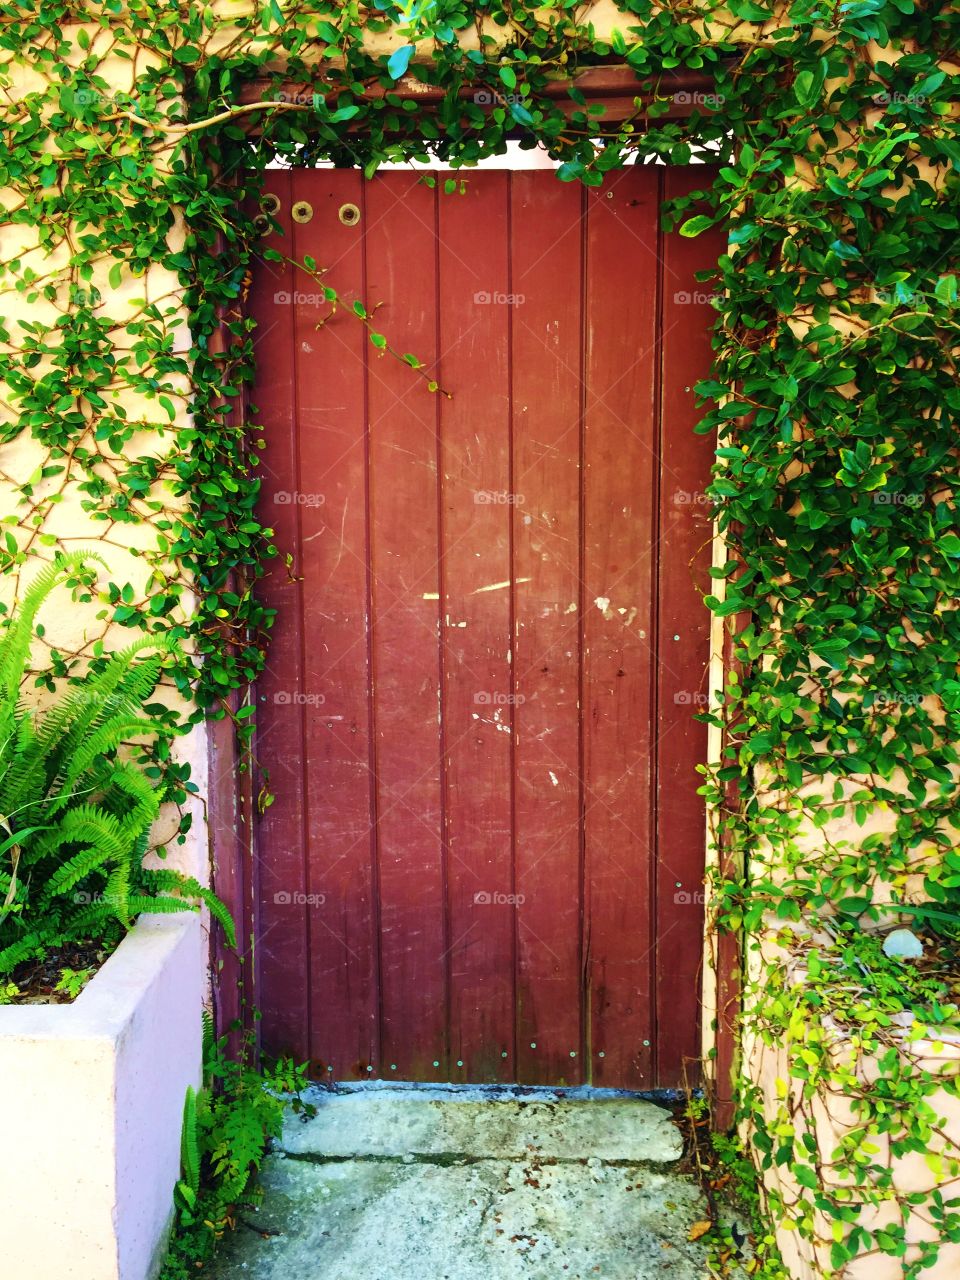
left=2, top=2, right=960, bottom=1272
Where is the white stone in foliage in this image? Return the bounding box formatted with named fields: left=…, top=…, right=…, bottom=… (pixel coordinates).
left=882, top=927, right=925, bottom=959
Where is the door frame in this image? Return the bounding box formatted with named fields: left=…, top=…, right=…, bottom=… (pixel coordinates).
left=207, top=64, right=742, bottom=1117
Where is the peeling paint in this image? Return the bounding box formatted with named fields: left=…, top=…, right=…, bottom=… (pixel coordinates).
left=472, top=578, right=531, bottom=595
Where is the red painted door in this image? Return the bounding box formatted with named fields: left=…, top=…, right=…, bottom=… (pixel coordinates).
left=248, top=167, right=722, bottom=1089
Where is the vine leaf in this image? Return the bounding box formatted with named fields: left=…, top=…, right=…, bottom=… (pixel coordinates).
left=387, top=45, right=415, bottom=80
left=679, top=214, right=715, bottom=238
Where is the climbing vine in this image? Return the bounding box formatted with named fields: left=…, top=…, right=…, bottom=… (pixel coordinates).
left=1, top=1, right=960, bottom=1274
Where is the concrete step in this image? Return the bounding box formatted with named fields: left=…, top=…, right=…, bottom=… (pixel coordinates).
left=281, top=1085, right=684, bottom=1164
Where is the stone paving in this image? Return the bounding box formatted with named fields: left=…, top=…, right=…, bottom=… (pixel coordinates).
left=208, top=1083, right=722, bottom=1280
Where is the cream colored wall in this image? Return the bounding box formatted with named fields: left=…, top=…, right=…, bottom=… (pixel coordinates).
left=747, top=973, right=960, bottom=1280
left=0, top=44, right=208, bottom=884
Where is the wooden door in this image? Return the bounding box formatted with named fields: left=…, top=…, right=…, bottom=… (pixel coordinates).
left=247, top=167, right=722, bottom=1089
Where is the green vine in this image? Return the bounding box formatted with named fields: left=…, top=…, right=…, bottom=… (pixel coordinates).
left=1, top=2, right=959, bottom=1274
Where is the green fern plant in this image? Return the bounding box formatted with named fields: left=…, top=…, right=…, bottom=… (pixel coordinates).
left=163, top=1023, right=315, bottom=1278
left=0, top=551, right=234, bottom=978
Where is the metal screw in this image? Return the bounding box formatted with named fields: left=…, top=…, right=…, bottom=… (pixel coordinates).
left=570, top=1051, right=577, bottom=1058
left=642, top=1039, right=650, bottom=1047
left=673, top=634, right=680, bottom=641
left=598, top=1051, right=605, bottom=1059
left=457, top=1059, right=463, bottom=1067
left=530, top=1042, right=537, bottom=1049
left=501, top=1051, right=508, bottom=1058
left=433, top=1060, right=440, bottom=1068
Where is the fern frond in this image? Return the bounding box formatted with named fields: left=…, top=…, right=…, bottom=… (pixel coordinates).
left=141, top=869, right=237, bottom=949
left=0, top=552, right=105, bottom=703
left=0, top=928, right=46, bottom=972
left=49, top=720, right=165, bottom=815
left=124, top=894, right=198, bottom=918
left=38, top=637, right=172, bottom=765
left=181, top=1086, right=200, bottom=1196
left=37, top=807, right=128, bottom=897
left=201, top=1008, right=215, bottom=1062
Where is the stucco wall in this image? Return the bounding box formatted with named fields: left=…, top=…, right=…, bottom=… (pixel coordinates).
left=747, top=982, right=960, bottom=1280
left=0, top=914, right=203, bottom=1280
left=0, top=38, right=208, bottom=883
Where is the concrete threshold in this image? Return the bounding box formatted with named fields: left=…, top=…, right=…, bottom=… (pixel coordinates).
left=207, top=1083, right=721, bottom=1280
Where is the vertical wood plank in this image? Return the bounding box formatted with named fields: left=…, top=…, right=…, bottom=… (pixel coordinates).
left=581, top=168, right=661, bottom=1089
left=295, top=171, right=379, bottom=1079
left=510, top=173, right=586, bottom=1085
left=654, top=166, right=722, bottom=1086
left=438, top=173, right=515, bottom=1082
left=249, top=170, right=311, bottom=1057
left=364, top=173, right=448, bottom=1080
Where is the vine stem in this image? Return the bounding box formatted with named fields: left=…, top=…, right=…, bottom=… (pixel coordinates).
left=269, top=250, right=454, bottom=399
left=103, top=99, right=317, bottom=135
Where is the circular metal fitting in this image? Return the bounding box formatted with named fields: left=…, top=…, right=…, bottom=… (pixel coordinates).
left=338, top=202, right=361, bottom=227
left=259, top=192, right=281, bottom=216
left=291, top=200, right=314, bottom=224
left=252, top=213, right=271, bottom=234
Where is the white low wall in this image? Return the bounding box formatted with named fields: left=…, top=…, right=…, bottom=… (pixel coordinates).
left=0, top=913, right=203, bottom=1280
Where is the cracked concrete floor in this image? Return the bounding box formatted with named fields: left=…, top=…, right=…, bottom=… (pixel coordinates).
left=208, top=1084, right=718, bottom=1280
